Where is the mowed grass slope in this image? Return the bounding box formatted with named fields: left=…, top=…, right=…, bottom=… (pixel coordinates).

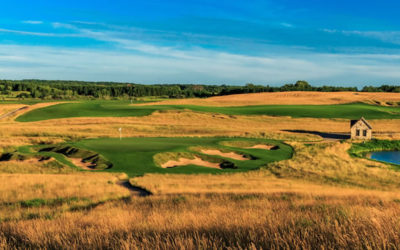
left=15, top=100, right=400, bottom=122
left=15, top=101, right=162, bottom=122
left=64, top=137, right=293, bottom=176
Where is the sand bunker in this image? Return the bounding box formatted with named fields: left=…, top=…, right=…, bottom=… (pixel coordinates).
left=246, top=145, right=277, bottom=150
left=161, top=157, right=220, bottom=169
left=70, top=158, right=97, bottom=170
left=9, top=158, right=53, bottom=164
left=200, top=149, right=248, bottom=161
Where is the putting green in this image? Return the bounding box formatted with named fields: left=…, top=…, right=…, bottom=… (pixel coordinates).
left=16, top=101, right=400, bottom=122
left=34, top=137, right=293, bottom=177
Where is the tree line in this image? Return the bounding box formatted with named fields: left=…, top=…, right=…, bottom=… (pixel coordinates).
left=0, top=79, right=398, bottom=100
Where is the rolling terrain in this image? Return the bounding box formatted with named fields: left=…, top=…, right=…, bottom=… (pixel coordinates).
left=1, top=91, right=400, bottom=248
left=15, top=100, right=400, bottom=122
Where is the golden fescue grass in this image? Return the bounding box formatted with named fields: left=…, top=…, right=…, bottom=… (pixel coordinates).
left=0, top=109, right=324, bottom=141
left=0, top=172, right=129, bottom=222
left=138, top=91, right=400, bottom=106
left=0, top=173, right=129, bottom=203
left=132, top=171, right=400, bottom=198
left=0, top=137, right=64, bottom=149
left=269, top=141, right=400, bottom=189
left=1, top=190, right=400, bottom=248
left=0, top=159, right=74, bottom=174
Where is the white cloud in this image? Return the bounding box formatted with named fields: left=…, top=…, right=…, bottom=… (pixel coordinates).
left=280, top=22, right=294, bottom=28
left=322, top=28, right=400, bottom=45
left=0, top=28, right=83, bottom=38
left=0, top=44, right=399, bottom=85
left=22, top=20, right=43, bottom=25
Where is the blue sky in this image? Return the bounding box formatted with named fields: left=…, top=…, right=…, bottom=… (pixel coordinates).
left=1, top=1, right=400, bottom=86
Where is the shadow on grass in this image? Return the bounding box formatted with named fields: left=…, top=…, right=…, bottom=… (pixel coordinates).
left=283, top=130, right=350, bottom=140
left=118, top=180, right=153, bottom=197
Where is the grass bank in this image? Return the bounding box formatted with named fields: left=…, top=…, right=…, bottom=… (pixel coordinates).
left=349, top=139, right=400, bottom=158
left=1, top=190, right=400, bottom=249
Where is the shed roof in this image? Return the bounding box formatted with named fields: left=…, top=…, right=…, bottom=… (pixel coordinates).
left=350, top=117, right=372, bottom=129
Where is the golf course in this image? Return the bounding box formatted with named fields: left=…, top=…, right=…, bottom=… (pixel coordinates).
left=15, top=101, right=400, bottom=122
left=26, top=137, right=293, bottom=176
left=2, top=0, right=400, bottom=246
left=2, top=90, right=400, bottom=249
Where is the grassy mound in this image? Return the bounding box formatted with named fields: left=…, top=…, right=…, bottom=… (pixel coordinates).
left=39, top=145, right=113, bottom=170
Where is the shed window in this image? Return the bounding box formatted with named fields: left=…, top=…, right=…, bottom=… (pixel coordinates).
left=356, top=129, right=360, bottom=136
left=363, top=130, right=367, bottom=136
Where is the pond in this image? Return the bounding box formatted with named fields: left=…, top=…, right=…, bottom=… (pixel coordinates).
left=370, top=151, right=400, bottom=165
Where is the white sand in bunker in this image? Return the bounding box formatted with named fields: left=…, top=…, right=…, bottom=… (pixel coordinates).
left=9, top=158, right=54, bottom=164
left=200, top=149, right=248, bottom=161
left=70, top=158, right=97, bottom=170
left=246, top=145, right=276, bottom=150
left=161, top=157, right=221, bottom=169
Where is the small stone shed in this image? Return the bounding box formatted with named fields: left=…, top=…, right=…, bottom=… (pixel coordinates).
left=350, top=117, right=372, bottom=140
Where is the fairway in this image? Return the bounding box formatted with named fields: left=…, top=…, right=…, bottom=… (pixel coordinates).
left=16, top=101, right=400, bottom=122
left=35, top=137, right=293, bottom=177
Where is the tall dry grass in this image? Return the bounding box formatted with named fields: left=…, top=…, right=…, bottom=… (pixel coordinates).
left=138, top=91, right=400, bottom=106
left=1, top=191, right=400, bottom=248
left=0, top=173, right=128, bottom=202
left=3, top=110, right=400, bottom=142
left=0, top=172, right=129, bottom=221
left=269, top=141, right=400, bottom=189
left=132, top=171, right=400, bottom=197
left=0, top=159, right=75, bottom=174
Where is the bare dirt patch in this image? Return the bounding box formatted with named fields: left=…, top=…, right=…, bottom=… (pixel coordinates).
left=0, top=105, right=27, bottom=120
left=70, top=158, right=97, bottom=170
left=0, top=106, right=28, bottom=120
left=200, top=149, right=248, bottom=161
left=161, top=157, right=220, bottom=169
